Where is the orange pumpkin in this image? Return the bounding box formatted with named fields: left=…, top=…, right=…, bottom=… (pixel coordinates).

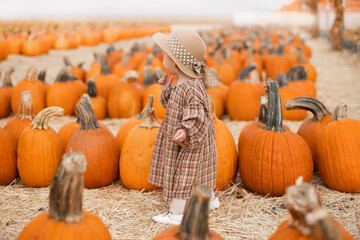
left=113, top=52, right=133, bottom=78
left=86, top=53, right=102, bottom=82
left=269, top=178, right=354, bottom=240
left=93, top=55, right=118, bottom=100
left=213, top=50, right=236, bottom=86
left=265, top=48, right=289, bottom=79
left=278, top=72, right=307, bottom=121
left=238, top=78, right=313, bottom=196
left=4, top=91, right=34, bottom=147
left=142, top=83, right=166, bottom=119
left=0, top=127, right=17, bottom=185
left=0, top=75, right=11, bottom=118
left=106, top=45, right=123, bottom=71
left=85, top=78, right=107, bottom=120
left=287, top=66, right=316, bottom=98
left=66, top=96, right=119, bottom=188
left=63, top=56, right=86, bottom=82
left=17, top=152, right=112, bottom=240
left=138, top=54, right=163, bottom=85
left=108, top=70, right=142, bottom=118
left=208, top=96, right=237, bottom=190
left=316, top=103, right=360, bottom=193
left=11, top=67, right=46, bottom=115
left=120, top=103, right=161, bottom=191
left=284, top=97, right=332, bottom=172
left=154, top=186, right=224, bottom=240
left=37, top=70, right=51, bottom=93
left=46, top=67, right=79, bottom=115
left=226, top=64, right=260, bottom=121
left=17, top=107, right=64, bottom=187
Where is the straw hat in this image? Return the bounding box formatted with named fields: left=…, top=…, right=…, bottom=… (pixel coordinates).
left=152, top=29, right=206, bottom=79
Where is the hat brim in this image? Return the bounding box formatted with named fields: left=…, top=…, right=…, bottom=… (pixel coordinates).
left=152, top=32, right=201, bottom=79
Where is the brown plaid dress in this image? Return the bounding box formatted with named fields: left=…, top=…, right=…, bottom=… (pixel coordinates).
left=148, top=78, right=217, bottom=201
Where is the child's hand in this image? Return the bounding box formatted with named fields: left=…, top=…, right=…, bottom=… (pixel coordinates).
left=158, top=74, right=173, bottom=91
left=172, top=129, right=186, bottom=143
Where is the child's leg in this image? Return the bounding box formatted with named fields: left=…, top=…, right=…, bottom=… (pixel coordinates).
left=170, top=198, right=187, bottom=215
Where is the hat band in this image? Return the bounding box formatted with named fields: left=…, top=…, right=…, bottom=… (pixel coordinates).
left=165, top=32, right=204, bottom=75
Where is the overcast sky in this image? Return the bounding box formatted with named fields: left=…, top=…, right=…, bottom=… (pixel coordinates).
left=0, top=0, right=294, bottom=19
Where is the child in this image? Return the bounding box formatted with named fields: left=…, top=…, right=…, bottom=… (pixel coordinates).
left=148, top=29, right=220, bottom=225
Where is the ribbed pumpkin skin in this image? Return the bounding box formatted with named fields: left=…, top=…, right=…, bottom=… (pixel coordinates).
left=213, top=118, right=238, bottom=190
left=58, top=122, right=80, bottom=146
left=0, top=89, right=10, bottom=118
left=107, top=82, right=142, bottom=118
left=0, top=128, right=17, bottom=185
left=94, top=74, right=118, bottom=100
left=17, top=128, right=64, bottom=187
left=316, top=118, right=360, bottom=193
left=142, top=84, right=166, bottom=119
left=214, top=63, right=236, bottom=86
left=120, top=126, right=161, bottom=191
left=279, top=87, right=307, bottom=120
left=116, top=118, right=142, bottom=150
left=46, top=82, right=78, bottom=115
left=66, top=127, right=119, bottom=188
left=90, top=97, right=107, bottom=120
left=239, top=130, right=313, bottom=196
left=11, top=81, right=45, bottom=115
left=226, top=81, right=260, bottom=121
left=269, top=219, right=354, bottom=240
left=265, top=56, right=289, bottom=79
left=153, top=226, right=223, bottom=240
left=297, top=115, right=332, bottom=171
left=17, top=211, right=112, bottom=240
left=4, top=117, right=32, bottom=147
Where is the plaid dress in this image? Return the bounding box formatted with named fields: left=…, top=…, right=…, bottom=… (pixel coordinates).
left=148, top=78, right=217, bottom=201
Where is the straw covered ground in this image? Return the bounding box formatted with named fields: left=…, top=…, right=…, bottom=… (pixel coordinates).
left=1, top=27, right=360, bottom=239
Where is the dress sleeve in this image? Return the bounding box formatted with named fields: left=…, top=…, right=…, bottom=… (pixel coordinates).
left=176, top=88, right=209, bottom=150
left=160, top=85, right=173, bottom=109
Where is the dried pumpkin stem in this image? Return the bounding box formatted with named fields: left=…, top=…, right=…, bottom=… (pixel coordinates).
left=284, top=97, right=331, bottom=121
left=332, top=103, right=347, bottom=122
left=63, top=56, right=72, bottom=66
left=37, top=70, right=46, bottom=83
left=100, top=54, right=111, bottom=75
left=264, top=78, right=285, bottom=132
left=87, top=78, right=98, bottom=98
left=48, top=152, right=87, bottom=223
left=277, top=72, right=288, bottom=87
left=258, top=95, right=268, bottom=125
left=287, top=66, right=304, bottom=82
left=138, top=95, right=154, bottom=120
left=139, top=107, right=161, bottom=129
left=16, top=91, right=34, bottom=121
left=285, top=180, right=344, bottom=239
left=76, top=95, right=100, bottom=130
left=175, top=185, right=212, bottom=240
left=3, top=67, right=14, bottom=87
left=31, top=107, right=64, bottom=130
left=238, top=63, right=257, bottom=81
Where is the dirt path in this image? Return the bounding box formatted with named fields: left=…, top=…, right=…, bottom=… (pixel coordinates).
left=0, top=31, right=360, bottom=240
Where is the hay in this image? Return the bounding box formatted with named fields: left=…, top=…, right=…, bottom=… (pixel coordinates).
left=1, top=29, right=360, bottom=239
left=0, top=174, right=359, bottom=239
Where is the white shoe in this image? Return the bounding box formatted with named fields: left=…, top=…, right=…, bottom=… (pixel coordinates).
left=209, top=197, right=220, bottom=211
left=152, top=211, right=183, bottom=225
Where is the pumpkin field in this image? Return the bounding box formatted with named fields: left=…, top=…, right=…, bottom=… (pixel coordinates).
left=1, top=1, right=360, bottom=239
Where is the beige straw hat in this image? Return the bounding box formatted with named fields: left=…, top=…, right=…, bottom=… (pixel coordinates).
left=152, top=29, right=206, bottom=79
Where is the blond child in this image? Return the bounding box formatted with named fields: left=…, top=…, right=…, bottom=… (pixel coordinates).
left=148, top=29, right=219, bottom=225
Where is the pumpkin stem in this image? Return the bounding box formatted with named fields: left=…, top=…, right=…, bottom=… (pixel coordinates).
left=54, top=67, right=72, bottom=83
left=48, top=152, right=87, bottom=223
left=77, top=61, right=85, bottom=68
left=3, top=67, right=14, bottom=87
left=258, top=95, right=268, bottom=125
left=30, top=107, right=64, bottom=130
left=297, top=45, right=307, bottom=64
left=37, top=70, right=46, bottom=83
left=138, top=95, right=154, bottom=120
left=175, top=186, right=212, bottom=240
left=287, top=66, right=307, bottom=82
left=120, top=70, right=139, bottom=83
left=106, top=44, right=115, bottom=55
left=87, top=78, right=97, bottom=98
left=284, top=97, right=331, bottom=121
left=139, top=98, right=160, bottom=129
left=277, top=72, right=288, bottom=87
left=332, top=103, right=347, bottom=122
left=153, top=67, right=165, bottom=83
left=76, top=94, right=100, bottom=130
left=264, top=78, right=285, bottom=132
left=284, top=179, right=344, bottom=239
left=100, top=54, right=111, bottom=75
left=16, top=91, right=35, bottom=121
left=63, top=56, right=72, bottom=66
left=238, top=63, right=257, bottom=81
left=207, top=95, right=217, bottom=119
